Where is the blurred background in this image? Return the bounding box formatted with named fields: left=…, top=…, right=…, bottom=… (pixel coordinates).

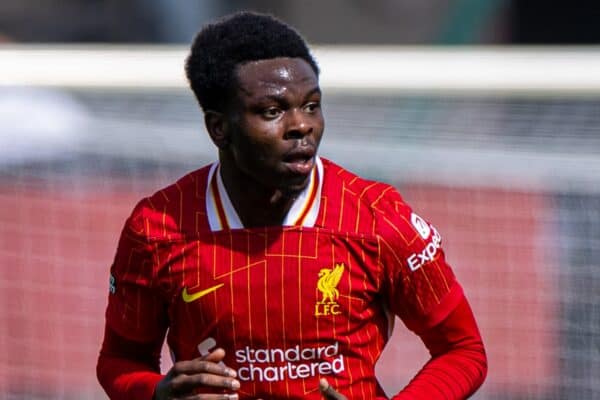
left=1, top=1, right=599, bottom=399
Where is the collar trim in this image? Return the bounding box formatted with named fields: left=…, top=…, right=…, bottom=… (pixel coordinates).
left=205, top=157, right=323, bottom=231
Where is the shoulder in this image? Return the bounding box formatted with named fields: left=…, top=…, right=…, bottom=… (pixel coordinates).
left=322, top=158, right=397, bottom=200
left=319, top=158, right=405, bottom=234
left=320, top=158, right=438, bottom=254
left=127, top=164, right=213, bottom=240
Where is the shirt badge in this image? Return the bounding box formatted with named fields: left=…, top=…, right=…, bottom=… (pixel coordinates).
left=314, top=263, right=345, bottom=317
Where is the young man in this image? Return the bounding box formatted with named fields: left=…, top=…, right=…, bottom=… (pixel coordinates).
left=97, top=12, right=487, bottom=400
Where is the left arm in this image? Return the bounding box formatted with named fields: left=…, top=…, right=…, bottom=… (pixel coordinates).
left=375, top=190, right=487, bottom=399
left=318, top=295, right=486, bottom=400
left=391, top=295, right=487, bottom=399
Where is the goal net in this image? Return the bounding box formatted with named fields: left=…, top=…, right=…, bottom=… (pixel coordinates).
left=1, top=45, right=599, bottom=399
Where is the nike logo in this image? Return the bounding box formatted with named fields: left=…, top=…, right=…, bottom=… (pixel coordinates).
left=182, top=283, right=224, bottom=303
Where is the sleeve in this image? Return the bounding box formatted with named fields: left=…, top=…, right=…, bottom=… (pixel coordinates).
left=391, top=295, right=488, bottom=399
left=97, top=325, right=165, bottom=400
left=376, top=189, right=463, bottom=334
left=98, top=199, right=170, bottom=399
left=105, top=198, right=169, bottom=343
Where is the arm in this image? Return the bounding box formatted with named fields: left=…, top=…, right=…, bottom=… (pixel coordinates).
left=98, top=323, right=241, bottom=400
left=98, top=198, right=168, bottom=399
left=99, top=199, right=240, bottom=399
left=318, top=296, right=486, bottom=400
left=392, top=296, right=487, bottom=399
left=97, top=325, right=165, bottom=400
left=375, top=190, right=487, bottom=399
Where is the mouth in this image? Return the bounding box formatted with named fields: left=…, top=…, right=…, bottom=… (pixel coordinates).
left=282, top=148, right=315, bottom=176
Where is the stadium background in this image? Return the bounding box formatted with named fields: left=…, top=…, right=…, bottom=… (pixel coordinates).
left=1, top=1, right=599, bottom=399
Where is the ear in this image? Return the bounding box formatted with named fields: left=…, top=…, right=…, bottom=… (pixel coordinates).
left=204, top=110, right=230, bottom=149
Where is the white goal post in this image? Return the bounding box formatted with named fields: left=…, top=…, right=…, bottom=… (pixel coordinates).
left=3, top=45, right=600, bottom=94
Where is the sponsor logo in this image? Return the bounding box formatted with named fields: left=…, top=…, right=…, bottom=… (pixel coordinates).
left=109, top=273, right=116, bottom=294
left=197, top=337, right=218, bottom=356
left=407, top=227, right=442, bottom=272
left=235, top=342, right=345, bottom=382
left=195, top=338, right=346, bottom=383
left=314, top=263, right=345, bottom=317
left=411, top=212, right=431, bottom=239
left=196, top=337, right=226, bottom=367
left=182, top=283, right=224, bottom=303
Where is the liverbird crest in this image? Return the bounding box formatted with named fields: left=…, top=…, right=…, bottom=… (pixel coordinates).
left=317, top=263, right=345, bottom=304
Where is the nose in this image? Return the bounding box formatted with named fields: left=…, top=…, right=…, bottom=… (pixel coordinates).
left=284, top=108, right=313, bottom=140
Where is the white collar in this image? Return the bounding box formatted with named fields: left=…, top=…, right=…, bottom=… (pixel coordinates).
left=206, top=156, right=323, bottom=231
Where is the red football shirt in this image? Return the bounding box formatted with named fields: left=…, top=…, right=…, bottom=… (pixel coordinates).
left=105, top=157, right=463, bottom=399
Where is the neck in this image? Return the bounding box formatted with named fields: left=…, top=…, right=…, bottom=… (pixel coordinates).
left=218, top=157, right=297, bottom=228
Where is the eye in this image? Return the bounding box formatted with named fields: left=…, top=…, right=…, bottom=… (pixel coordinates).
left=303, top=101, right=321, bottom=113
left=262, top=107, right=282, bottom=119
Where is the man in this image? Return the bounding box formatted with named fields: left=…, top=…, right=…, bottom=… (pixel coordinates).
left=97, top=11, right=487, bottom=400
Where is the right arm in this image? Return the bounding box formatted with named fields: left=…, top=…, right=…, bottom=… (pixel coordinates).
left=97, top=325, right=240, bottom=400
left=97, top=325, right=164, bottom=400
left=97, top=199, right=168, bottom=399
left=98, top=199, right=239, bottom=399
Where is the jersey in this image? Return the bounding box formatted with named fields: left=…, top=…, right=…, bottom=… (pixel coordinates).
left=105, top=157, right=463, bottom=399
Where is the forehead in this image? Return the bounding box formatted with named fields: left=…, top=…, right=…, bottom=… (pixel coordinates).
left=234, top=57, right=319, bottom=98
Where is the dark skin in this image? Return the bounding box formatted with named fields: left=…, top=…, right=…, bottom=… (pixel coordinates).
left=154, top=58, right=346, bottom=399
left=205, top=57, right=324, bottom=227
left=154, top=347, right=239, bottom=400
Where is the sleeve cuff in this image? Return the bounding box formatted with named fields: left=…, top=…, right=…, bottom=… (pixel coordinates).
left=125, top=371, right=164, bottom=400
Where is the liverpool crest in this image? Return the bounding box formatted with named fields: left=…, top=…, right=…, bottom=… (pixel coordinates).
left=314, top=263, right=345, bottom=316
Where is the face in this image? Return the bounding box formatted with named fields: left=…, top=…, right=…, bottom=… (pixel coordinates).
left=222, top=57, right=324, bottom=196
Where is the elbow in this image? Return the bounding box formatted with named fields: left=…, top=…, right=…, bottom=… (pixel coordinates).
left=470, top=339, right=488, bottom=394
left=479, top=344, right=489, bottom=386
left=457, top=335, right=488, bottom=395
left=96, top=352, right=109, bottom=395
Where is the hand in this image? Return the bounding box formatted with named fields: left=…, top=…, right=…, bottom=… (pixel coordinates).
left=154, top=347, right=240, bottom=399
left=254, top=378, right=347, bottom=400
left=319, top=378, right=348, bottom=400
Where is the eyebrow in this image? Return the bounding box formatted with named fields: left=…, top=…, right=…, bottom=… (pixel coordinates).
left=253, top=86, right=322, bottom=103
left=304, top=86, right=322, bottom=99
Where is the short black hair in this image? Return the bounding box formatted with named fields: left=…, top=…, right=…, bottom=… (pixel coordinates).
left=185, top=11, right=319, bottom=112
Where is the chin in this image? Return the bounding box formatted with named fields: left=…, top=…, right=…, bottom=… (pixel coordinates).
left=278, top=177, right=310, bottom=197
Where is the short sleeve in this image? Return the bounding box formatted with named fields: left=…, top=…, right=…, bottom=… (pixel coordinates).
left=376, top=189, right=463, bottom=334
left=105, top=198, right=168, bottom=342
